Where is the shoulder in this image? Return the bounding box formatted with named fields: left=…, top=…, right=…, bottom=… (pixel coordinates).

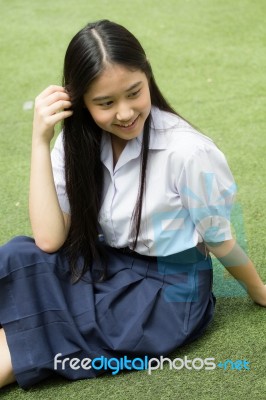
left=150, top=107, right=223, bottom=162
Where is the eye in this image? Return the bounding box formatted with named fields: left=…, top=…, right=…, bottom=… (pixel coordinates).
left=99, top=100, right=113, bottom=108
left=128, top=89, right=141, bottom=98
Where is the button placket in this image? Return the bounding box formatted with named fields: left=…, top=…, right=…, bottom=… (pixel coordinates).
left=107, top=172, right=118, bottom=245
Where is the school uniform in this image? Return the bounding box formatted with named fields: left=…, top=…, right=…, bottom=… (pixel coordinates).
left=0, top=107, right=236, bottom=388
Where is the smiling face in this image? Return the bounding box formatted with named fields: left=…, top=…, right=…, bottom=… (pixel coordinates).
left=83, top=64, right=151, bottom=143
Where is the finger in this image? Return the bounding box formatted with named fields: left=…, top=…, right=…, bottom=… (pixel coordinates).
left=50, top=110, right=73, bottom=124
left=43, top=110, right=73, bottom=127
left=37, top=91, right=71, bottom=109
left=36, top=85, right=68, bottom=101
left=35, top=101, right=72, bottom=126
left=46, top=100, right=72, bottom=115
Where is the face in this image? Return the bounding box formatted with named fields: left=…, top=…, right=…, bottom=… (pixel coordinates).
left=83, top=64, right=151, bottom=142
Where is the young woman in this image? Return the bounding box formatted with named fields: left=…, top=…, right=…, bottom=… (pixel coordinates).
left=0, top=19, right=265, bottom=389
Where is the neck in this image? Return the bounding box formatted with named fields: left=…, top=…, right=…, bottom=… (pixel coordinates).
left=111, top=135, right=128, bottom=166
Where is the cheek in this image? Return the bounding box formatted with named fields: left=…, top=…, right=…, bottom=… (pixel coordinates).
left=88, top=108, right=111, bottom=127
left=139, top=99, right=151, bottom=119
left=139, top=89, right=151, bottom=111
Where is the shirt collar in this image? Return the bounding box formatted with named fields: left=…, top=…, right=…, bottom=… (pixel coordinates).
left=149, top=107, right=169, bottom=150
left=100, top=106, right=175, bottom=170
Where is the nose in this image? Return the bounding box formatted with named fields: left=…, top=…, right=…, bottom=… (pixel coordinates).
left=116, top=103, right=134, bottom=122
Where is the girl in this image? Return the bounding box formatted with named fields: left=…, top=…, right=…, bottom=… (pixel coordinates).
left=0, top=19, right=265, bottom=389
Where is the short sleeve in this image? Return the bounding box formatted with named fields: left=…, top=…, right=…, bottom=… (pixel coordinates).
left=177, top=145, right=237, bottom=244
left=50, top=132, right=70, bottom=214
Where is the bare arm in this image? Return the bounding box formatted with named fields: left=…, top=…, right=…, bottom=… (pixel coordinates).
left=206, top=238, right=266, bottom=307
left=29, top=85, right=72, bottom=252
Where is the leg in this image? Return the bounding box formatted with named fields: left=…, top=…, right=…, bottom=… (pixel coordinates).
left=0, top=328, right=16, bottom=388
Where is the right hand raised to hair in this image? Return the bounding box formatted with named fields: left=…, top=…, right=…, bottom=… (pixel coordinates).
left=32, top=85, right=73, bottom=144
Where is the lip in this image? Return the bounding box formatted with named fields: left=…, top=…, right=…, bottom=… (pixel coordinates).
left=114, top=115, right=140, bottom=131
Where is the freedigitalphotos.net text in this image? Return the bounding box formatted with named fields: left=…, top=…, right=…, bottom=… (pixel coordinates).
left=54, top=354, right=250, bottom=375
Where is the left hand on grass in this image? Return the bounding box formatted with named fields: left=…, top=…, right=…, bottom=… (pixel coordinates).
left=248, top=284, right=266, bottom=307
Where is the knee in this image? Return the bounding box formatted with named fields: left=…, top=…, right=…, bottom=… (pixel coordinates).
left=0, top=236, right=65, bottom=279
left=0, top=236, right=43, bottom=276
left=0, top=236, right=35, bottom=258
left=1, top=235, right=35, bottom=251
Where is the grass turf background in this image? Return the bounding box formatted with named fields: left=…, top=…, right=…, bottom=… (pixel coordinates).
left=0, top=0, right=265, bottom=398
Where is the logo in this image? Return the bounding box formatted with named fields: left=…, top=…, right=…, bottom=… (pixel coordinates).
left=152, top=171, right=248, bottom=300
left=54, top=354, right=250, bottom=375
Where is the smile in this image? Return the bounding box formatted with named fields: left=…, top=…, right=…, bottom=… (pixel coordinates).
left=115, top=115, right=139, bottom=128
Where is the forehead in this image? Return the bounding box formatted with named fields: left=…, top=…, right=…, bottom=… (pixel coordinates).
left=86, top=64, right=147, bottom=98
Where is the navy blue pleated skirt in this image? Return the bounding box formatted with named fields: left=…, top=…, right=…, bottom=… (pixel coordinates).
left=0, top=236, right=215, bottom=388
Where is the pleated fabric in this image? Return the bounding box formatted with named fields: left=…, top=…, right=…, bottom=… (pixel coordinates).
left=0, top=236, right=215, bottom=388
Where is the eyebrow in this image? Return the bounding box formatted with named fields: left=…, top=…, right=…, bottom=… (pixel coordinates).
left=92, top=81, right=142, bottom=102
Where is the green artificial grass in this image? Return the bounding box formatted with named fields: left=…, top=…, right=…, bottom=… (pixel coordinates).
left=0, top=0, right=266, bottom=398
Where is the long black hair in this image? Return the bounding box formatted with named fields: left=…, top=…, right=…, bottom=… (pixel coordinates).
left=62, top=20, right=178, bottom=282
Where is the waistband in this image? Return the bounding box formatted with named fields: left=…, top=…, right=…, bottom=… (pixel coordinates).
left=106, top=243, right=208, bottom=265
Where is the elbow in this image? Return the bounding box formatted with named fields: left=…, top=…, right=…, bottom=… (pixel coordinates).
left=34, top=237, right=64, bottom=253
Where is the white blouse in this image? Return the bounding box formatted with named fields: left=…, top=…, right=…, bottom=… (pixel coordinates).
left=51, top=107, right=236, bottom=256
